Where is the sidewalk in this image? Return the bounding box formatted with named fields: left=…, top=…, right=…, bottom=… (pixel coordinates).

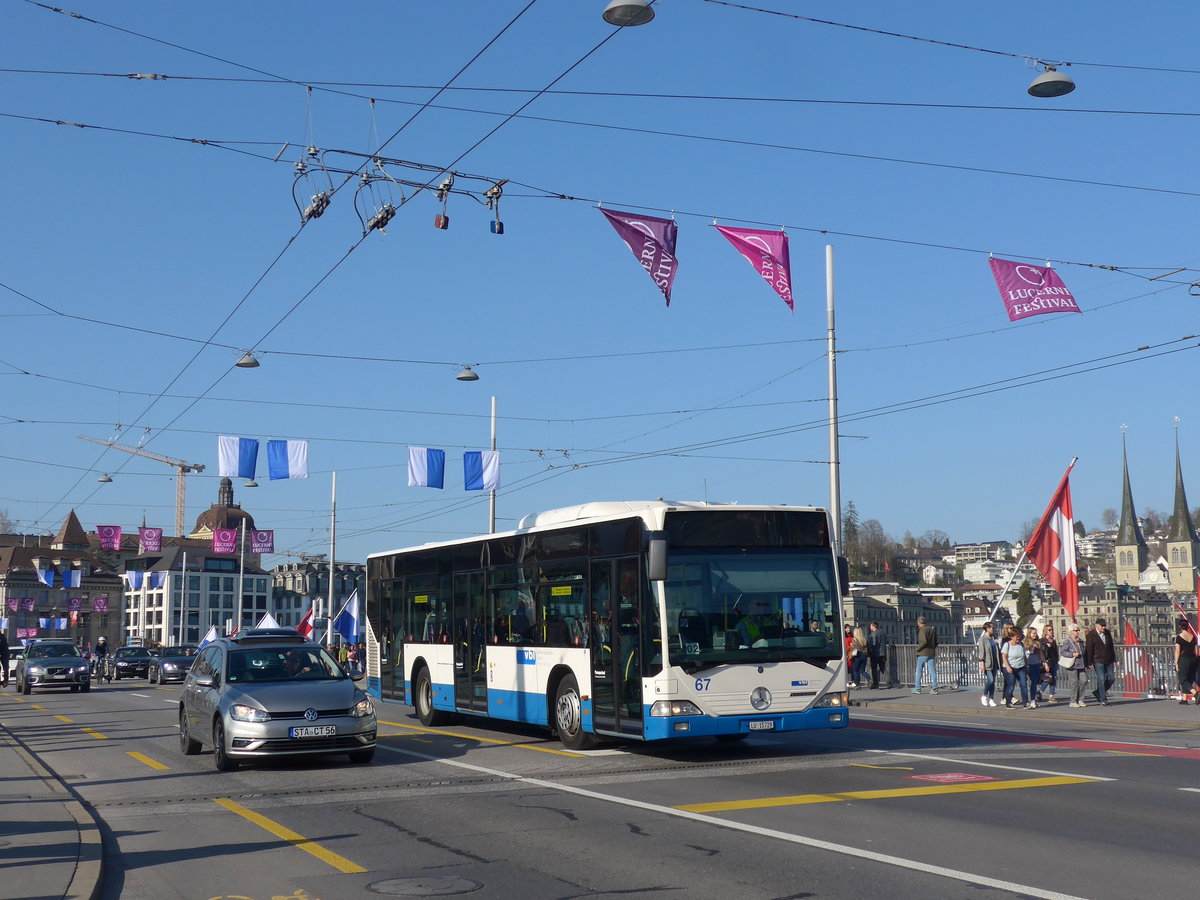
left=0, top=724, right=103, bottom=900
left=851, top=682, right=1200, bottom=728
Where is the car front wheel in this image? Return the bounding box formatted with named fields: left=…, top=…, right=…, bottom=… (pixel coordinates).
left=180, top=708, right=201, bottom=756
left=213, top=720, right=238, bottom=771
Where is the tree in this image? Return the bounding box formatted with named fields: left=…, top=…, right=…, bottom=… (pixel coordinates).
left=1015, top=581, right=1034, bottom=626
left=0, top=508, right=12, bottom=533
left=1018, top=518, right=1039, bottom=543
left=1073, top=520, right=1086, bottom=539
left=1141, top=508, right=1165, bottom=535
left=842, top=500, right=860, bottom=544
left=919, top=529, right=952, bottom=552
left=902, top=530, right=916, bottom=552
left=1101, top=508, right=1118, bottom=529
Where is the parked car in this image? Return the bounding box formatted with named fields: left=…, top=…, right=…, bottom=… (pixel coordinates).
left=148, top=645, right=199, bottom=684
left=16, top=641, right=91, bottom=694
left=113, top=645, right=156, bottom=680
left=179, top=627, right=376, bottom=771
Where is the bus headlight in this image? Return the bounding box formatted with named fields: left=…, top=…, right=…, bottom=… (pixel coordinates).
left=650, top=700, right=703, bottom=717
left=815, top=692, right=848, bottom=708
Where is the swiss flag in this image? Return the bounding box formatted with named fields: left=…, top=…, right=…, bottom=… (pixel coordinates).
left=1122, top=621, right=1153, bottom=697
left=1025, top=464, right=1079, bottom=621
left=296, top=606, right=314, bottom=640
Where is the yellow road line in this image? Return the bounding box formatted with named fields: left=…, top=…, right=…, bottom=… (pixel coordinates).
left=31, top=704, right=46, bottom=710
left=55, top=714, right=74, bottom=723
left=379, top=720, right=584, bottom=758
left=678, top=776, right=1096, bottom=813
left=81, top=728, right=108, bottom=740
left=214, top=798, right=366, bottom=874
left=127, top=751, right=168, bottom=771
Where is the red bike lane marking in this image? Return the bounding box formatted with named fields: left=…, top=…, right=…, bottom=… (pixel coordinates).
left=852, top=719, right=1200, bottom=760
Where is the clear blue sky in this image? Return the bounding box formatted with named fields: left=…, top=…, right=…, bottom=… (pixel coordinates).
left=3, top=0, right=1197, bottom=564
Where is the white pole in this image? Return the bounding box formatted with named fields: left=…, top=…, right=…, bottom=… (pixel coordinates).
left=236, top=526, right=246, bottom=633
left=489, top=396, right=497, bottom=534
left=826, top=245, right=842, bottom=557
left=178, top=550, right=188, bottom=645
left=986, top=549, right=1030, bottom=625
left=327, top=471, right=337, bottom=646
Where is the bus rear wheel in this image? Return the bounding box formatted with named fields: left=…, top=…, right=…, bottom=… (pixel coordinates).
left=554, top=674, right=596, bottom=751
left=414, top=666, right=449, bottom=727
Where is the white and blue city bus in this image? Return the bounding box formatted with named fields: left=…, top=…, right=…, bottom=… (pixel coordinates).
left=364, top=501, right=849, bottom=748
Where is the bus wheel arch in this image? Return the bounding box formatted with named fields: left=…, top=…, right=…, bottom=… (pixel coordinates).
left=413, top=661, right=449, bottom=727
left=551, top=669, right=597, bottom=750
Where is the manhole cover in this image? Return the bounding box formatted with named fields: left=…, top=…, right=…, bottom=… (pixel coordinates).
left=368, top=876, right=483, bottom=896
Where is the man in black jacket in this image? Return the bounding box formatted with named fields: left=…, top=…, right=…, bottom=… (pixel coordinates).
left=0, top=630, right=9, bottom=688
left=867, top=621, right=888, bottom=689
left=1084, top=618, right=1119, bottom=705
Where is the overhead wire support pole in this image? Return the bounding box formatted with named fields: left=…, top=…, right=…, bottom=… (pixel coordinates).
left=826, top=245, right=842, bottom=558
left=489, top=397, right=497, bottom=534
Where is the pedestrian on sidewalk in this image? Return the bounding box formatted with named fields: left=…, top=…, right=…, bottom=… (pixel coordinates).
left=1025, top=626, right=1046, bottom=703
left=913, top=616, right=940, bottom=694
left=1085, top=618, right=1118, bottom=706
left=1173, top=617, right=1196, bottom=704
left=867, top=621, right=888, bottom=689
left=1059, top=622, right=1087, bottom=707
left=0, top=630, right=9, bottom=688
left=1002, top=627, right=1031, bottom=709
left=1041, top=624, right=1059, bottom=704
left=849, top=626, right=869, bottom=689
left=977, top=621, right=1001, bottom=707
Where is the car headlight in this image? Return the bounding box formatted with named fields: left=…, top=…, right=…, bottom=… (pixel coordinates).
left=229, top=704, right=271, bottom=723
left=162, top=663, right=177, bottom=671
left=28, top=665, right=44, bottom=675
left=650, top=699, right=703, bottom=717
left=350, top=697, right=374, bottom=718
left=74, top=665, right=90, bottom=674
left=815, top=692, right=848, bottom=708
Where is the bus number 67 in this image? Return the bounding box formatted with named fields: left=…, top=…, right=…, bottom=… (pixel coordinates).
left=694, top=677, right=711, bottom=691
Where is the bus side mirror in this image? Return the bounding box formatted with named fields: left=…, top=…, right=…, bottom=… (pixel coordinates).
left=647, top=531, right=668, bottom=582
left=838, top=556, right=850, bottom=595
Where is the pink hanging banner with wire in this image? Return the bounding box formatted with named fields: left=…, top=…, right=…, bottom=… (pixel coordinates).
left=713, top=225, right=794, bottom=311
left=599, top=208, right=679, bottom=306
left=97, top=525, right=122, bottom=551
left=213, top=528, right=238, bottom=555
left=138, top=526, right=162, bottom=552
left=988, top=258, right=1081, bottom=322
left=251, top=530, right=274, bottom=554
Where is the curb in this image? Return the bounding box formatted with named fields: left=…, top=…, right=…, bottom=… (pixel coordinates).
left=853, top=695, right=1199, bottom=730
left=3, top=727, right=105, bottom=900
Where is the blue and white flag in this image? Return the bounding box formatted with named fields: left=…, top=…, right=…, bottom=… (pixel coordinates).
left=333, top=589, right=360, bottom=644
left=407, top=447, right=446, bottom=489
left=218, top=436, right=260, bottom=478
left=56, top=617, right=67, bottom=630
left=60, top=570, right=81, bottom=589
left=35, top=567, right=55, bottom=587
left=148, top=571, right=167, bottom=589
left=463, top=450, right=500, bottom=491
left=267, top=439, right=309, bottom=480
left=198, top=624, right=219, bottom=648
left=0, top=617, right=6, bottom=631
left=124, top=571, right=145, bottom=590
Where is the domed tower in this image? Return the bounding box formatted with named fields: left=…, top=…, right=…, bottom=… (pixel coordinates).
left=189, top=477, right=256, bottom=539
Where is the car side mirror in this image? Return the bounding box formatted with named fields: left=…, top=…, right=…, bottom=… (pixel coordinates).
left=193, top=673, right=215, bottom=687
left=647, top=531, right=668, bottom=582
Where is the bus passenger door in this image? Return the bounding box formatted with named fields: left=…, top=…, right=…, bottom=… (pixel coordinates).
left=589, top=557, right=644, bottom=737
left=452, top=571, right=487, bottom=712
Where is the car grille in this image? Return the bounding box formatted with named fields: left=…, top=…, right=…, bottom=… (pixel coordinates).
left=269, top=708, right=352, bottom=720
left=252, top=735, right=371, bottom=752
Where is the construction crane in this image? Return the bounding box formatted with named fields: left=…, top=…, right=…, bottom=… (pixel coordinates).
left=77, top=435, right=206, bottom=537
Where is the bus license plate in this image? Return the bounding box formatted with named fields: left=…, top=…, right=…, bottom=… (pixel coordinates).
left=748, top=720, right=774, bottom=731
left=290, top=725, right=336, bottom=738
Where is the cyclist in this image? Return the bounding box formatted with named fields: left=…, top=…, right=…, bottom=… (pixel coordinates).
left=93, top=636, right=112, bottom=682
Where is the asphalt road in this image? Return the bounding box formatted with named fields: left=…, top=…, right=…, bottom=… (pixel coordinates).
left=6, top=680, right=1198, bottom=900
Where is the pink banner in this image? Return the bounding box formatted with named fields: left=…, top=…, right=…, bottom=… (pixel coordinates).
left=93, top=597, right=108, bottom=613
left=97, top=525, right=122, bottom=551
left=251, top=530, right=275, bottom=554
left=988, top=258, right=1081, bottom=322
left=213, top=528, right=238, bottom=554
left=21, top=598, right=35, bottom=611
left=138, top=526, right=163, bottom=552
left=600, top=208, right=679, bottom=306
left=18, top=628, right=38, bottom=639
left=6, top=598, right=16, bottom=612
left=714, top=225, right=794, bottom=311
left=67, top=597, right=82, bottom=611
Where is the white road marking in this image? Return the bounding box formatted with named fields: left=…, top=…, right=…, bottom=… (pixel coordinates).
left=865, top=749, right=1116, bottom=782
left=379, top=744, right=1089, bottom=900
left=1180, top=787, right=1200, bottom=794
left=130, top=693, right=150, bottom=698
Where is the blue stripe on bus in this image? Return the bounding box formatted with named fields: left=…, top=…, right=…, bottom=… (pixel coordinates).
left=486, top=687, right=550, bottom=726
left=642, top=707, right=848, bottom=740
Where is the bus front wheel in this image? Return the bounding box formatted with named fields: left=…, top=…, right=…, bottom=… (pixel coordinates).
left=414, top=666, right=449, bottom=727
left=554, top=674, right=597, bottom=751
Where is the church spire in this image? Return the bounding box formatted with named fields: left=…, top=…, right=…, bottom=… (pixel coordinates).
left=1116, top=439, right=1146, bottom=548
left=1167, top=428, right=1199, bottom=542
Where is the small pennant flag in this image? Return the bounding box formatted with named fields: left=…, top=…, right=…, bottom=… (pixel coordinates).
left=297, top=605, right=314, bottom=639
left=21, top=597, right=36, bottom=611
left=218, top=436, right=260, bottom=478
left=256, top=612, right=282, bottom=629
left=198, top=624, right=219, bottom=648
left=333, top=589, right=361, bottom=644
left=408, top=447, right=447, bottom=489
left=138, top=526, right=163, bottom=552
left=713, top=225, right=794, bottom=311
left=56, top=617, right=67, bottom=630
left=464, top=450, right=500, bottom=491
left=6, top=599, right=16, bottom=612
left=0, top=617, right=6, bottom=631
left=69, top=610, right=80, bottom=627
left=60, top=569, right=81, bottom=589
left=93, top=598, right=108, bottom=613
left=97, top=525, right=122, bottom=551
left=213, top=528, right=238, bottom=554
left=267, top=439, right=308, bottom=480
left=988, top=258, right=1081, bottom=322
left=251, top=530, right=275, bottom=554
left=600, top=208, right=679, bottom=306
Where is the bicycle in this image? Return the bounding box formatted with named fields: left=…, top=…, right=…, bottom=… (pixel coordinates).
left=93, top=657, right=114, bottom=684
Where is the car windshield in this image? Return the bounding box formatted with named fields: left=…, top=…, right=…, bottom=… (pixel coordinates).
left=30, top=644, right=77, bottom=658
left=116, top=647, right=150, bottom=658
left=162, top=646, right=196, bottom=657
left=226, top=647, right=343, bottom=683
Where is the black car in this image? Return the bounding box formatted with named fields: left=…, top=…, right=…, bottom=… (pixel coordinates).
left=113, top=645, right=155, bottom=680
left=148, top=645, right=199, bottom=684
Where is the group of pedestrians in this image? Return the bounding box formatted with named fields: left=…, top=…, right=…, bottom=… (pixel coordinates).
left=977, top=618, right=1120, bottom=709
left=845, top=621, right=890, bottom=689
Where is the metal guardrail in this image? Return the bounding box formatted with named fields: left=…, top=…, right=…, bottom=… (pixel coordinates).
left=876, top=643, right=1184, bottom=696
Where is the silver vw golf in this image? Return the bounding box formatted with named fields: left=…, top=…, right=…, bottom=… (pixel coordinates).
left=178, top=628, right=376, bottom=771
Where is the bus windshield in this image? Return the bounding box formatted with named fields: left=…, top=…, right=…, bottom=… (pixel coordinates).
left=664, top=549, right=839, bottom=672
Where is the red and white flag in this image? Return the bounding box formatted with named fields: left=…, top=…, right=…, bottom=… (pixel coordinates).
left=1122, top=621, right=1153, bottom=697
left=296, top=606, right=314, bottom=640
left=1025, top=463, right=1080, bottom=621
